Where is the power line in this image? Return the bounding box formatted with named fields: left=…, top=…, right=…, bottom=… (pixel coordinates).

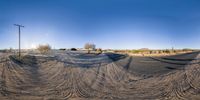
left=14, top=24, right=24, bottom=58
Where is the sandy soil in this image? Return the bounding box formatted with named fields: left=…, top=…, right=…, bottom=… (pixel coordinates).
left=0, top=51, right=199, bottom=100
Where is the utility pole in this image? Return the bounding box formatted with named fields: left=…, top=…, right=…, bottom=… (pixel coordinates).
left=14, top=24, right=24, bottom=58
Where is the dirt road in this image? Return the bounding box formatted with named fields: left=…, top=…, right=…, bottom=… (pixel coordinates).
left=0, top=51, right=199, bottom=100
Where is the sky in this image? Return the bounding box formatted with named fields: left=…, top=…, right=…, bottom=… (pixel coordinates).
left=0, top=0, right=200, bottom=49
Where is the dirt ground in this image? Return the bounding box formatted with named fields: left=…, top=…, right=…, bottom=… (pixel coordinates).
left=0, top=51, right=199, bottom=100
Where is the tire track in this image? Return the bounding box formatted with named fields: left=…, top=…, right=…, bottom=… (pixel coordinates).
left=0, top=52, right=199, bottom=99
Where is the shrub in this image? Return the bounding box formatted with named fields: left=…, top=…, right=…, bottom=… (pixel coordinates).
left=182, top=48, right=192, bottom=52
left=71, top=48, right=77, bottom=51
left=164, top=49, right=171, bottom=54
left=96, top=48, right=102, bottom=54
left=59, top=48, right=66, bottom=51
left=37, top=44, right=51, bottom=54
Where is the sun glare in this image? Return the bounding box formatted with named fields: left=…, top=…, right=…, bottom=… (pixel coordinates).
left=30, top=43, right=37, bottom=49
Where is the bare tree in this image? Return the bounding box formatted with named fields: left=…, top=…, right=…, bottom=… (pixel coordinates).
left=84, top=43, right=96, bottom=53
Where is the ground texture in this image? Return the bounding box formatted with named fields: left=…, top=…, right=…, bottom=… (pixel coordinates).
left=0, top=51, right=199, bottom=100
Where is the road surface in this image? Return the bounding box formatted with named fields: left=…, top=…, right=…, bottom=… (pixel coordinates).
left=0, top=51, right=199, bottom=100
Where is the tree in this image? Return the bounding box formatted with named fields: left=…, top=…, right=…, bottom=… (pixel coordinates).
left=84, top=43, right=96, bottom=53
left=37, top=44, right=51, bottom=54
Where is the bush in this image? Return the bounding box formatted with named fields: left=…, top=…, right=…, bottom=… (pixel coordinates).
left=164, top=49, right=171, bottom=54
left=182, top=48, right=192, bottom=52
left=96, top=48, right=102, bottom=54
left=37, top=44, right=51, bottom=54
left=71, top=48, right=77, bottom=51
left=0, top=49, right=7, bottom=53
left=59, top=48, right=66, bottom=51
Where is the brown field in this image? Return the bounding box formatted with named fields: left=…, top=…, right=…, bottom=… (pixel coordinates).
left=0, top=50, right=199, bottom=100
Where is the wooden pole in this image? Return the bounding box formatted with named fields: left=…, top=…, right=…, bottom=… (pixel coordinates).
left=14, top=24, right=24, bottom=58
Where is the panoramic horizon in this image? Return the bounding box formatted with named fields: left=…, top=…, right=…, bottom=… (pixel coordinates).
left=0, top=0, right=200, bottom=49
left=1, top=1, right=200, bottom=100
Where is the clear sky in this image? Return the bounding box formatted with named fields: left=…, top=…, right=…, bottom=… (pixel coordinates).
left=0, top=0, right=200, bottom=49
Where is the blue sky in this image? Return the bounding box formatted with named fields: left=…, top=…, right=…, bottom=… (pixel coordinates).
left=0, top=0, right=200, bottom=49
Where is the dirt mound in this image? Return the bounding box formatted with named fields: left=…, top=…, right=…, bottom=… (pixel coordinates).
left=0, top=52, right=199, bottom=100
